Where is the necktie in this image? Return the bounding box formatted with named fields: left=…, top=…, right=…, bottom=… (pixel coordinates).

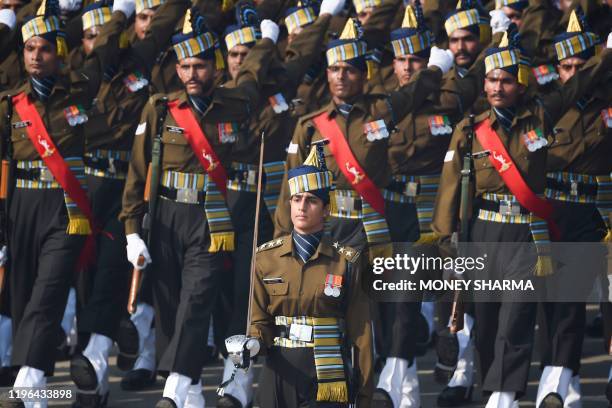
left=293, top=231, right=323, bottom=263
left=575, top=96, right=589, bottom=111
left=31, top=76, right=55, bottom=102
left=337, top=103, right=353, bottom=118
left=189, top=95, right=212, bottom=115
left=493, top=107, right=516, bottom=133
left=456, top=66, right=468, bottom=78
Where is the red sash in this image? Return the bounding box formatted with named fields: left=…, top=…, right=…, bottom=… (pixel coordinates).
left=12, top=92, right=97, bottom=268
left=474, top=118, right=560, bottom=240
left=167, top=100, right=228, bottom=197
left=312, top=112, right=386, bottom=216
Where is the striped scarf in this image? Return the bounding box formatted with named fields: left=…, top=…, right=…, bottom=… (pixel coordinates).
left=493, top=107, right=516, bottom=133
left=415, top=174, right=440, bottom=244
left=274, top=316, right=348, bottom=403
left=162, top=170, right=235, bottom=252
left=16, top=158, right=91, bottom=234
left=292, top=231, right=322, bottom=263
left=31, top=76, right=55, bottom=102
left=263, top=161, right=285, bottom=217
left=595, top=174, right=612, bottom=242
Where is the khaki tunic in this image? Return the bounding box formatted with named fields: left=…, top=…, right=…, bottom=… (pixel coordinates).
left=119, top=39, right=277, bottom=235
left=250, top=234, right=373, bottom=407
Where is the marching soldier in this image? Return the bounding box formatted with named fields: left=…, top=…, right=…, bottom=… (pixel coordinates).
left=65, top=0, right=189, bottom=406
left=248, top=146, right=373, bottom=407
left=432, top=23, right=612, bottom=407
left=0, top=0, right=122, bottom=403
left=535, top=10, right=611, bottom=408
left=119, top=6, right=280, bottom=406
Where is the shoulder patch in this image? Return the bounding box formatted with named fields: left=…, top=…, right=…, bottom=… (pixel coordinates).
left=257, top=238, right=284, bottom=253
left=331, top=241, right=360, bottom=263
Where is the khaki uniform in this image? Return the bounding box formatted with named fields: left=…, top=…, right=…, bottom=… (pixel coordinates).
left=432, top=50, right=612, bottom=395
left=250, top=234, right=373, bottom=407
left=119, top=38, right=276, bottom=380
left=0, top=13, right=121, bottom=374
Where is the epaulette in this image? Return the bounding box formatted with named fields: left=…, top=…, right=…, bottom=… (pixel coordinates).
left=149, top=93, right=169, bottom=107
left=256, top=237, right=284, bottom=252
left=298, top=105, right=330, bottom=126
left=331, top=241, right=360, bottom=263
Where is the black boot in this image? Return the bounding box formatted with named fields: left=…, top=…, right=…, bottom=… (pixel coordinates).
left=116, top=317, right=139, bottom=371
left=120, top=368, right=156, bottom=391
left=371, top=388, right=394, bottom=408
left=155, top=397, right=177, bottom=408
left=539, top=392, right=563, bottom=408
left=437, top=385, right=473, bottom=407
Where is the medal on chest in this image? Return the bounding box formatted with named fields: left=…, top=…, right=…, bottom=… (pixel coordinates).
left=63, top=105, right=88, bottom=126
left=601, top=108, right=612, bottom=128
left=364, top=119, right=389, bottom=142
left=123, top=71, right=149, bottom=93
left=217, top=122, right=239, bottom=143
left=531, top=64, right=559, bottom=85
left=522, top=128, right=548, bottom=152
left=268, top=93, right=289, bottom=114
left=324, top=274, right=343, bottom=298
left=428, top=115, right=452, bottom=136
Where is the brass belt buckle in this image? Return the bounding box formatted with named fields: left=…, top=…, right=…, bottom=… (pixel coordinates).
left=570, top=181, right=579, bottom=196
left=499, top=200, right=520, bottom=216
left=39, top=168, right=54, bottom=182
left=289, top=323, right=313, bottom=342
left=337, top=196, right=355, bottom=212
left=108, top=157, right=116, bottom=174
left=403, top=181, right=419, bottom=197
left=247, top=170, right=257, bottom=185
left=177, top=188, right=198, bottom=204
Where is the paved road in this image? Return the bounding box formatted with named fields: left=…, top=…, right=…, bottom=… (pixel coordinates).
left=39, top=309, right=610, bottom=407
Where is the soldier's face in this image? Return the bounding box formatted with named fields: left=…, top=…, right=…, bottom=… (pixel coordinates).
left=558, top=0, right=573, bottom=11
left=290, top=192, right=328, bottom=234
left=0, top=0, right=25, bottom=12
left=393, top=54, right=427, bottom=86
left=448, top=29, right=481, bottom=68
left=135, top=9, right=157, bottom=41
left=24, top=36, right=59, bottom=78
left=176, top=58, right=216, bottom=96
left=357, top=7, right=374, bottom=25
left=327, top=62, right=365, bottom=102
left=484, top=69, right=525, bottom=108
left=501, top=6, right=523, bottom=28
left=82, top=26, right=101, bottom=56
left=557, top=56, right=586, bottom=84
left=227, top=45, right=251, bottom=80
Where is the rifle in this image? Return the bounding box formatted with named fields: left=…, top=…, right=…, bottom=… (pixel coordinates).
left=449, top=114, right=476, bottom=334
left=127, top=98, right=167, bottom=314
left=0, top=96, right=14, bottom=302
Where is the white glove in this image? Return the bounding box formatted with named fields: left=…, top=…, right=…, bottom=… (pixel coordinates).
left=319, top=0, right=345, bottom=16
left=0, top=246, right=7, bottom=267
left=489, top=10, right=511, bottom=34
left=113, top=0, right=136, bottom=19
left=126, top=233, right=151, bottom=270
left=0, top=9, right=16, bottom=30
left=260, top=19, right=280, bottom=44
left=428, top=46, right=454, bottom=74
left=245, top=338, right=260, bottom=357
left=607, top=32, right=612, bottom=48
left=59, top=0, right=82, bottom=12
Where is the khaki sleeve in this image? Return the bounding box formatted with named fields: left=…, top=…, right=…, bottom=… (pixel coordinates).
left=248, top=260, right=275, bottom=355
left=273, top=122, right=309, bottom=238
left=119, top=100, right=155, bottom=235
left=389, top=67, right=443, bottom=121
left=518, top=0, right=560, bottom=64
left=362, top=0, right=403, bottom=49
left=431, top=124, right=466, bottom=253
left=346, top=259, right=374, bottom=408
left=233, top=38, right=277, bottom=112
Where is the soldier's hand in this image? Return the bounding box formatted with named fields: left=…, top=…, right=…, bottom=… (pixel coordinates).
left=112, top=0, right=136, bottom=19
left=428, top=46, right=454, bottom=74
left=245, top=338, right=260, bottom=357
left=260, top=19, right=280, bottom=44
left=0, top=8, right=16, bottom=30
left=607, top=32, right=612, bottom=48
left=59, top=0, right=82, bottom=12
left=489, top=10, right=511, bottom=35
left=319, top=0, right=345, bottom=17
left=126, top=233, right=151, bottom=270
left=0, top=246, right=7, bottom=268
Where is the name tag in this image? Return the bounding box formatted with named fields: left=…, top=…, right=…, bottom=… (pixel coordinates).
left=166, top=125, right=184, bottom=134
left=12, top=121, right=31, bottom=129
left=289, top=323, right=313, bottom=342
left=263, top=277, right=284, bottom=284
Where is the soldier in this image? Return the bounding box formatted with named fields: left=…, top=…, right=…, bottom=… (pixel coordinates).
left=535, top=10, right=611, bottom=408
left=0, top=0, right=122, bottom=403
left=432, top=23, right=611, bottom=407
left=493, top=0, right=527, bottom=28
left=247, top=146, right=373, bottom=407
left=65, top=0, right=189, bottom=406
left=372, top=2, right=486, bottom=406
left=119, top=7, right=280, bottom=407
left=217, top=1, right=345, bottom=406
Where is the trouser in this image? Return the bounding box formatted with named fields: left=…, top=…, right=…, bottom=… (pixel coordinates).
left=470, top=218, right=538, bottom=396
left=222, top=189, right=274, bottom=341
left=8, top=188, right=85, bottom=375
left=258, top=347, right=349, bottom=408
left=78, top=175, right=131, bottom=340
left=151, top=197, right=224, bottom=380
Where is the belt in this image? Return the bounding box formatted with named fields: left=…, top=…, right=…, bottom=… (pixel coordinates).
left=479, top=198, right=530, bottom=216
left=159, top=185, right=206, bottom=204
left=226, top=167, right=264, bottom=184
left=83, top=156, right=129, bottom=174
left=546, top=177, right=598, bottom=197
left=14, top=167, right=54, bottom=182
left=386, top=179, right=420, bottom=197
